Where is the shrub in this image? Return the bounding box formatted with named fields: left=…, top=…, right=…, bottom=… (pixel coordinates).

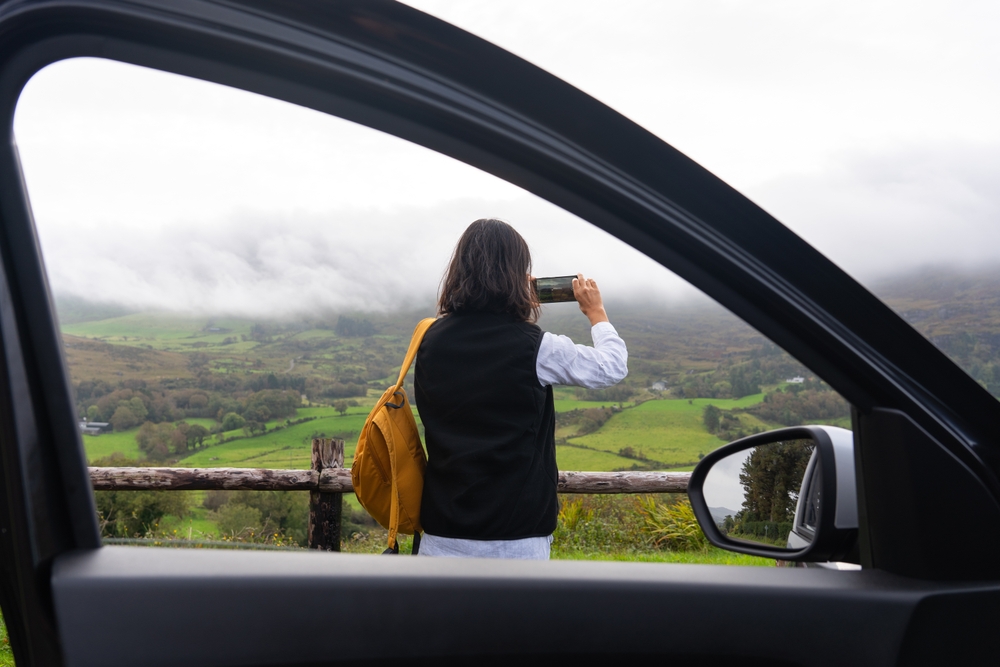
left=135, top=421, right=184, bottom=460
left=637, top=497, right=708, bottom=551
left=553, top=495, right=651, bottom=554
left=214, top=503, right=264, bottom=540
left=703, top=404, right=721, bottom=433
left=221, top=412, right=246, bottom=431
left=207, top=490, right=308, bottom=545
left=574, top=385, right=635, bottom=402
left=95, top=490, right=190, bottom=538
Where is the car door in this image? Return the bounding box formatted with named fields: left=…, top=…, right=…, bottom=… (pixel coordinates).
left=0, top=1, right=999, bottom=666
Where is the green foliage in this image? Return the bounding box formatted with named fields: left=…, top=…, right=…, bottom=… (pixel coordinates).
left=737, top=439, right=813, bottom=525
left=552, top=495, right=713, bottom=557
left=553, top=495, right=652, bottom=553
left=243, top=389, right=299, bottom=422
left=335, top=315, right=375, bottom=337
left=566, top=396, right=765, bottom=470
left=637, top=497, right=709, bottom=551
left=135, top=421, right=184, bottom=459
left=221, top=412, right=245, bottom=431
left=730, top=521, right=793, bottom=546
left=0, top=610, right=13, bottom=667
left=214, top=503, right=263, bottom=538
left=180, top=410, right=369, bottom=469
left=333, top=399, right=359, bottom=416
left=573, top=385, right=635, bottom=402
left=728, top=366, right=761, bottom=398
left=95, top=489, right=190, bottom=538
left=186, top=424, right=209, bottom=447
left=555, top=406, right=617, bottom=438
left=319, top=382, right=369, bottom=399
left=206, top=490, right=308, bottom=546
left=749, top=389, right=850, bottom=426
left=110, top=396, right=148, bottom=431
left=703, top=404, right=721, bottom=433
left=89, top=452, right=135, bottom=467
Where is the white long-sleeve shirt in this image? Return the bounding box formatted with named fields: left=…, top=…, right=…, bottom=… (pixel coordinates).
left=536, top=321, right=628, bottom=388
left=420, top=320, right=628, bottom=560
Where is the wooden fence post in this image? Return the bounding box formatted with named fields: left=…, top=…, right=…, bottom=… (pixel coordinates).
left=308, top=438, right=344, bottom=551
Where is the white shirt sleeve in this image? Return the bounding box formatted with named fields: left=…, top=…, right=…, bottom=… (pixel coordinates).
left=536, top=321, right=628, bottom=389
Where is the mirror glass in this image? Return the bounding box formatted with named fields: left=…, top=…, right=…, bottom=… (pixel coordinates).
left=702, top=439, right=815, bottom=549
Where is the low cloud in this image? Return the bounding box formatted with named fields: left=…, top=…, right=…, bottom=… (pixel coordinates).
left=40, top=142, right=1000, bottom=318
left=750, top=141, right=1000, bottom=282
left=40, top=196, right=700, bottom=318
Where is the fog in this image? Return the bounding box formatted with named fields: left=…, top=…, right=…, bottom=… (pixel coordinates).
left=36, top=196, right=688, bottom=317
left=13, top=1, right=1000, bottom=318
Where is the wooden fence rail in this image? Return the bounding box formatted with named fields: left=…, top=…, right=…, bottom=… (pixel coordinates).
left=88, top=467, right=692, bottom=494
left=89, top=438, right=692, bottom=551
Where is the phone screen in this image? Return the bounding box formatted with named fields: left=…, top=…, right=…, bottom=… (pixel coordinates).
left=533, top=276, right=577, bottom=303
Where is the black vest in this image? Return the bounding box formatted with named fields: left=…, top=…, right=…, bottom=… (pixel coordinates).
left=415, top=312, right=557, bottom=539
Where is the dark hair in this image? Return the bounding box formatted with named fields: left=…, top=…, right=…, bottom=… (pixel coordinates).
left=438, top=219, right=539, bottom=322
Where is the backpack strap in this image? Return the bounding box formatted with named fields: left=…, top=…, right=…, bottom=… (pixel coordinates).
left=385, top=318, right=436, bottom=551
left=394, top=318, right=437, bottom=390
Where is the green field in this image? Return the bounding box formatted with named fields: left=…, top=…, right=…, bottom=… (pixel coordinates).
left=82, top=430, right=144, bottom=461
left=181, top=413, right=369, bottom=468
left=563, top=395, right=768, bottom=469
left=555, top=445, right=636, bottom=471
left=179, top=405, right=393, bottom=469
left=83, top=396, right=771, bottom=472
left=64, top=306, right=850, bottom=564
left=63, top=314, right=256, bottom=351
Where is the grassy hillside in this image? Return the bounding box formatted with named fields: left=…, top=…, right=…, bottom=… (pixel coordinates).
left=64, top=302, right=826, bottom=472
left=180, top=410, right=371, bottom=469
left=564, top=395, right=767, bottom=470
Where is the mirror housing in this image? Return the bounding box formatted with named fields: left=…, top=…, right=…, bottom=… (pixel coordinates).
left=688, top=426, right=858, bottom=562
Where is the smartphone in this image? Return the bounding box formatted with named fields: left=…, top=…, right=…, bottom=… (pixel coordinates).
left=533, top=275, right=577, bottom=303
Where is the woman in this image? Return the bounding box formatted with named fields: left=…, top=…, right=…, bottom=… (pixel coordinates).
left=415, top=219, right=628, bottom=559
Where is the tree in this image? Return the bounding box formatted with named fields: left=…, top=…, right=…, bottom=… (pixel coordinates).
left=210, top=490, right=309, bottom=545
left=221, top=412, right=246, bottom=431
left=187, top=352, right=210, bottom=371
left=95, top=490, right=189, bottom=538
left=737, top=439, right=813, bottom=524
left=215, top=503, right=263, bottom=540
left=135, top=421, right=173, bottom=460
left=334, top=400, right=349, bottom=416
left=170, top=427, right=188, bottom=455
left=703, top=404, right=721, bottom=433
left=127, top=396, right=149, bottom=422
left=86, top=405, right=100, bottom=421
left=728, top=366, right=761, bottom=399
left=186, top=424, right=208, bottom=448
left=335, top=315, right=375, bottom=337
left=110, top=405, right=140, bottom=432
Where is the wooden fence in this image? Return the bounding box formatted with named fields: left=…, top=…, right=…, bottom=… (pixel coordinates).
left=90, top=438, right=692, bottom=550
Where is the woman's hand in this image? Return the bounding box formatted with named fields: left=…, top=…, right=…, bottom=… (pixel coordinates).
left=573, top=273, right=609, bottom=326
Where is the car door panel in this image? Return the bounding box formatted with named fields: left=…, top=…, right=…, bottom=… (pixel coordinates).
left=52, top=545, right=954, bottom=667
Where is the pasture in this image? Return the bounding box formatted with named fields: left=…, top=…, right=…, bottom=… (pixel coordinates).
left=565, top=395, right=768, bottom=469
left=181, top=411, right=371, bottom=469
left=81, top=396, right=771, bottom=472
left=63, top=314, right=255, bottom=351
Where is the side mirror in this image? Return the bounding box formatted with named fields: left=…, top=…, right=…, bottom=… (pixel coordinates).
left=688, top=426, right=859, bottom=562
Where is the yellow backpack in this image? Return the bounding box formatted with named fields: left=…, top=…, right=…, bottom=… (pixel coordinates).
left=352, top=317, right=436, bottom=553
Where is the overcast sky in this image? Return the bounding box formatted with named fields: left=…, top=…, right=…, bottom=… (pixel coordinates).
left=12, top=1, right=1000, bottom=317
